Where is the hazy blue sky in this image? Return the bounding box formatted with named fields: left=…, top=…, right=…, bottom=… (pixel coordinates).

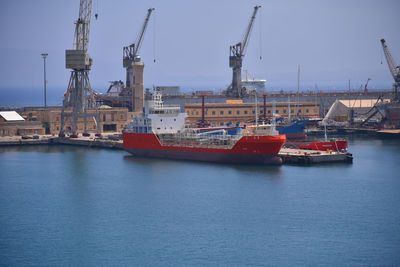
left=0, top=0, right=399, bottom=93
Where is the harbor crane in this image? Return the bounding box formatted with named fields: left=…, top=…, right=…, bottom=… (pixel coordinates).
left=123, top=8, right=155, bottom=88
left=381, top=38, right=400, bottom=102
left=226, top=5, right=261, bottom=98
left=60, top=0, right=99, bottom=137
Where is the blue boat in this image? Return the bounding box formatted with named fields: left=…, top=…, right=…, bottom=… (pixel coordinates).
left=276, top=120, right=307, bottom=139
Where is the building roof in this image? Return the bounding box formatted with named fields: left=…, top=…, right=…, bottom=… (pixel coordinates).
left=0, top=111, right=25, bottom=121
left=339, top=99, right=390, bottom=108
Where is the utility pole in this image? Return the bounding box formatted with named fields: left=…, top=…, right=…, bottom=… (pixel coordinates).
left=41, top=53, right=48, bottom=108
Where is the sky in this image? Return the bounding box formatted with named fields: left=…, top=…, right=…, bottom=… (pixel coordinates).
left=0, top=0, right=399, bottom=94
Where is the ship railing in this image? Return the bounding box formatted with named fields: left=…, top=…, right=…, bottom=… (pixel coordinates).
left=157, top=132, right=240, bottom=149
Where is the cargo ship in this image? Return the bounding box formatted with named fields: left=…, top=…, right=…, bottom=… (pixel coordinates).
left=123, top=92, right=286, bottom=165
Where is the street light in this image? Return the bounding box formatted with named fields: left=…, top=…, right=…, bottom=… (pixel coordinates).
left=41, top=53, right=48, bottom=108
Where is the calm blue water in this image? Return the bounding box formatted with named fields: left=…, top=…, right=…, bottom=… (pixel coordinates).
left=1, top=137, right=399, bottom=266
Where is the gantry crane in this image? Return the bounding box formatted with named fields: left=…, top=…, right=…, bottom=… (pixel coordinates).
left=123, top=8, right=155, bottom=89
left=226, top=5, right=261, bottom=98
left=59, top=0, right=99, bottom=137
left=381, top=38, right=400, bottom=102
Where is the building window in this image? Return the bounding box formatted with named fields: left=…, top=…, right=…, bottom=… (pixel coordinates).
left=276, top=110, right=279, bottom=114
left=244, top=110, right=248, bottom=115
left=191, top=111, right=194, bottom=115
left=252, top=110, right=255, bottom=114
left=306, top=109, right=309, bottom=113
left=228, top=110, right=232, bottom=115
left=220, top=111, right=224, bottom=115
left=196, top=111, right=199, bottom=115
left=283, top=109, right=286, bottom=113
left=314, top=109, right=317, bottom=113
left=56, top=116, right=59, bottom=121
left=268, top=110, right=271, bottom=114
left=298, top=109, right=302, bottom=113
left=103, top=114, right=106, bottom=121
left=212, top=111, right=216, bottom=115
left=236, top=110, right=240, bottom=115
left=291, top=109, right=294, bottom=113
left=111, top=114, right=115, bottom=121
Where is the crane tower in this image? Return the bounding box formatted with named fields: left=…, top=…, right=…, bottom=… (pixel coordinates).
left=381, top=38, right=400, bottom=102
left=226, top=5, right=261, bottom=98
left=123, top=8, right=154, bottom=112
left=59, top=0, right=100, bottom=137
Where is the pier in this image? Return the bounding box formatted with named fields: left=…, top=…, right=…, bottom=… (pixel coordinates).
left=0, top=135, right=123, bottom=150
left=279, top=148, right=353, bottom=165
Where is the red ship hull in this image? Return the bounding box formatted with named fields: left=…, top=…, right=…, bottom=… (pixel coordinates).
left=298, top=140, right=348, bottom=151
left=123, top=133, right=286, bottom=165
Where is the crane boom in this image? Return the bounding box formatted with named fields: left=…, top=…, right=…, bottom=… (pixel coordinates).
left=381, top=39, right=400, bottom=83
left=134, top=8, right=155, bottom=57
left=381, top=38, right=400, bottom=101
left=74, top=0, right=92, bottom=50
left=227, top=5, right=261, bottom=98
left=241, top=5, right=261, bottom=57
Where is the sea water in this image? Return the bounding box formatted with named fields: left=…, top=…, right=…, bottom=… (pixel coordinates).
left=0, top=137, right=399, bottom=266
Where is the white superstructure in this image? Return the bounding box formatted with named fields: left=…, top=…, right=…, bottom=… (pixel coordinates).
left=140, top=91, right=188, bottom=133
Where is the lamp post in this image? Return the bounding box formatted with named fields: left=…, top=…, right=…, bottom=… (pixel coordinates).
left=41, top=53, right=48, bottom=108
